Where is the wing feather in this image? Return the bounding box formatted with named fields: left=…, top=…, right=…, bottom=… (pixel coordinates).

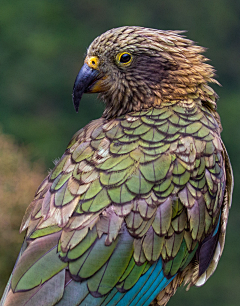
left=3, top=103, right=232, bottom=306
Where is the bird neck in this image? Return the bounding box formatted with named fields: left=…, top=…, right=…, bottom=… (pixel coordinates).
left=102, top=83, right=218, bottom=120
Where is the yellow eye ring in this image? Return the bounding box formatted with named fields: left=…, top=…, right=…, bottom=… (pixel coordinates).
left=116, top=52, right=133, bottom=66
left=85, top=56, right=100, bottom=70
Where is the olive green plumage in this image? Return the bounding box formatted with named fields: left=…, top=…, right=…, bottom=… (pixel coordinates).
left=0, top=26, right=233, bottom=306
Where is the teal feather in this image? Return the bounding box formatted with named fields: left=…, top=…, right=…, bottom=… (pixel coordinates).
left=212, top=213, right=221, bottom=236
left=99, top=259, right=176, bottom=306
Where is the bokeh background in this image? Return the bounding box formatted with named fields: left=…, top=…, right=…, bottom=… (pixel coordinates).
left=0, top=0, right=239, bottom=305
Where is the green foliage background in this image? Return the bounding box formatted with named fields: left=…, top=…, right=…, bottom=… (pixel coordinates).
left=1, top=0, right=239, bottom=304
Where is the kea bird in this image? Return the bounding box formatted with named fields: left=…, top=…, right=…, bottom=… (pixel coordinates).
left=0, top=26, right=233, bottom=306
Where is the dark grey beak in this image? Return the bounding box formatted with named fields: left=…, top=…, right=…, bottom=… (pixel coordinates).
left=72, top=63, right=99, bottom=113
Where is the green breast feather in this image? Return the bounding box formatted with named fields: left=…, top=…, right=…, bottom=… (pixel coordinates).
left=4, top=102, right=230, bottom=305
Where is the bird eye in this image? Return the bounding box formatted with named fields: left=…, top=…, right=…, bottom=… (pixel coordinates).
left=119, top=53, right=131, bottom=63
left=116, top=52, right=132, bottom=66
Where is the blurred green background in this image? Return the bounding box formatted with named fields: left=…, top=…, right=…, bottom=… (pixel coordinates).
left=0, top=0, right=239, bottom=305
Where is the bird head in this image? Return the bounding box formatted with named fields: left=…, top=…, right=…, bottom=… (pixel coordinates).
left=73, top=26, right=218, bottom=118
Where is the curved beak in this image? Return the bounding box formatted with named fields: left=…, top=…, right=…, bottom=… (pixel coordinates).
left=72, top=63, right=100, bottom=113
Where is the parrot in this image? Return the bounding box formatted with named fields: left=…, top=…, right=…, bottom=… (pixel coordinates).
left=0, top=26, right=233, bottom=306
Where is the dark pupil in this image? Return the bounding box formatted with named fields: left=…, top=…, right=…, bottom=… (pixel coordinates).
left=120, top=53, right=131, bottom=63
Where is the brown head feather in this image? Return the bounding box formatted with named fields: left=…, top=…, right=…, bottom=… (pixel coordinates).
left=86, top=26, right=219, bottom=118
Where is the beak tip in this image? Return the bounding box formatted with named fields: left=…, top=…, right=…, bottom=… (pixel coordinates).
left=72, top=94, right=80, bottom=113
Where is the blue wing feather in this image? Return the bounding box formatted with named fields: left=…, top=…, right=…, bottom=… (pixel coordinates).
left=63, top=258, right=176, bottom=306
left=98, top=259, right=176, bottom=306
